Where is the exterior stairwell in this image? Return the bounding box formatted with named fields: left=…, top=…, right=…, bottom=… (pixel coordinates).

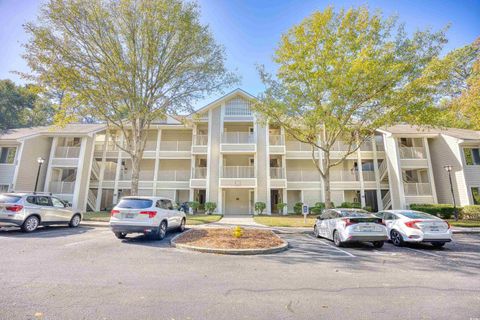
left=378, top=160, right=388, bottom=181
left=382, top=191, right=392, bottom=210
left=87, top=189, right=97, bottom=211
left=90, top=161, right=100, bottom=180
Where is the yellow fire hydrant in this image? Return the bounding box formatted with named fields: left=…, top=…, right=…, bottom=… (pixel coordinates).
left=232, top=226, right=244, bottom=238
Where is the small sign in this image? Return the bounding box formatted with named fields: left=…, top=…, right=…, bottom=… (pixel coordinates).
left=302, top=205, right=309, bottom=223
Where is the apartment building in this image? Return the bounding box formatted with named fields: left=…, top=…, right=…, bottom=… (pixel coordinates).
left=1, top=89, right=479, bottom=214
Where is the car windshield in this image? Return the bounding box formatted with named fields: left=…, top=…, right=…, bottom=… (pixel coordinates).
left=400, top=211, right=437, bottom=219
left=117, top=198, right=152, bottom=209
left=339, top=210, right=369, bottom=217
left=0, top=194, right=21, bottom=204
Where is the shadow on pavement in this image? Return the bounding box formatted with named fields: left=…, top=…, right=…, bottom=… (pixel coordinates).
left=0, top=225, right=94, bottom=238
left=118, top=229, right=186, bottom=248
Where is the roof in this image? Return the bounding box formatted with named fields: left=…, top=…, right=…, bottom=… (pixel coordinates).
left=0, top=123, right=106, bottom=141
left=380, top=124, right=480, bottom=141
left=189, top=88, right=257, bottom=117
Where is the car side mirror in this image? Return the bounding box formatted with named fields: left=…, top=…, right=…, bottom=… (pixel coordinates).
left=316, top=216, right=323, bottom=220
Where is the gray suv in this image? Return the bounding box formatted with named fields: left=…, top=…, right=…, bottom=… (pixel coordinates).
left=0, top=193, right=82, bottom=232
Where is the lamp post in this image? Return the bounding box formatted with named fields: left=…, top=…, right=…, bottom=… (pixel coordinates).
left=34, top=157, right=45, bottom=193
left=444, top=165, right=458, bottom=221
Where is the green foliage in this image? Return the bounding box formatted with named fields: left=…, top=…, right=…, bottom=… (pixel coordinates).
left=310, top=202, right=326, bottom=214
left=252, top=6, right=451, bottom=208
left=0, top=80, right=54, bottom=131
left=461, top=205, right=480, bottom=220
left=362, top=206, right=373, bottom=212
left=293, top=202, right=303, bottom=214
left=314, top=202, right=326, bottom=210
left=254, top=202, right=267, bottom=215
left=409, top=204, right=459, bottom=219
left=277, top=202, right=287, bottom=214
left=22, top=0, right=237, bottom=194
left=340, top=202, right=362, bottom=209
left=204, top=202, right=217, bottom=215
left=188, top=201, right=200, bottom=214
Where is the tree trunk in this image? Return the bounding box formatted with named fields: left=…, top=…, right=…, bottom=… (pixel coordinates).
left=324, top=167, right=333, bottom=208
left=130, top=155, right=141, bottom=196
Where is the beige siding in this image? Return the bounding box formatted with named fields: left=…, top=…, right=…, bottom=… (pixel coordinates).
left=14, top=136, right=52, bottom=192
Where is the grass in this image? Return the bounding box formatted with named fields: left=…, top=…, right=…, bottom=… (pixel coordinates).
left=254, top=214, right=316, bottom=228
left=82, top=211, right=222, bottom=225
left=447, top=220, right=480, bottom=228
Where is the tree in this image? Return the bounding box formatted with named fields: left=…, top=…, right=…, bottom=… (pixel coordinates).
left=253, top=7, right=449, bottom=208
left=22, top=0, right=237, bottom=195
left=438, top=38, right=480, bottom=129
left=0, top=80, right=54, bottom=131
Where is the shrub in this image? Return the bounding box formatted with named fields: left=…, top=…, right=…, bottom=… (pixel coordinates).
left=188, top=201, right=200, bottom=214
left=362, top=206, right=373, bottom=212
left=293, top=202, right=303, bottom=214
left=204, top=202, right=217, bottom=215
left=277, top=203, right=287, bottom=214
left=462, top=205, right=480, bottom=220
left=310, top=202, right=325, bottom=214
left=314, top=202, right=325, bottom=210
left=254, top=202, right=266, bottom=215
left=409, top=204, right=459, bottom=219
left=340, top=202, right=361, bottom=209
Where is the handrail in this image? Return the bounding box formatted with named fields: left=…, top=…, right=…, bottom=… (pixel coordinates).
left=403, top=182, right=431, bottom=196
left=222, top=166, right=255, bottom=178
left=49, top=181, right=75, bottom=194
left=286, top=170, right=321, bottom=182
left=192, top=167, right=207, bottom=179
left=160, top=141, right=192, bottom=151
left=221, top=132, right=255, bottom=144
left=399, top=147, right=426, bottom=159
left=269, top=135, right=285, bottom=146
left=55, top=146, right=80, bottom=158
left=270, top=167, right=285, bottom=179
left=193, top=135, right=208, bottom=146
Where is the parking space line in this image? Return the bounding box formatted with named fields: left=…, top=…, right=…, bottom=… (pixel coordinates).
left=306, top=235, right=356, bottom=257
left=404, top=247, right=443, bottom=258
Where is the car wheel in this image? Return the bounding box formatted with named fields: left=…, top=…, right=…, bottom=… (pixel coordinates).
left=153, top=221, right=167, bottom=240
left=114, top=232, right=127, bottom=239
left=178, top=218, right=186, bottom=232
left=432, top=242, right=445, bottom=248
left=333, top=230, right=343, bottom=247
left=21, top=216, right=39, bottom=233
left=69, top=214, right=81, bottom=228
left=390, top=230, right=404, bottom=247
left=314, top=225, right=320, bottom=238
left=372, top=241, right=384, bottom=248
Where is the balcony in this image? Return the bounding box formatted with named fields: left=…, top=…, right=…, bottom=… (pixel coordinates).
left=51, top=146, right=81, bottom=167
left=270, top=167, right=287, bottom=188
left=192, top=135, right=208, bottom=154
left=399, top=147, right=428, bottom=168
left=269, top=135, right=285, bottom=154
left=286, top=170, right=321, bottom=189
left=221, top=132, right=256, bottom=153
left=220, top=165, right=256, bottom=188
left=159, top=141, right=192, bottom=159
left=190, top=167, right=207, bottom=188
left=50, top=181, right=75, bottom=194
left=285, top=141, right=315, bottom=159
left=403, top=182, right=432, bottom=196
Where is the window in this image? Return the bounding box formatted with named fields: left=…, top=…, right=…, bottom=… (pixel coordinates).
left=158, top=199, right=173, bottom=210
left=0, top=185, right=9, bottom=193
left=0, top=147, right=16, bottom=164
left=0, top=194, right=21, bottom=203
left=464, top=148, right=480, bottom=165
left=117, top=198, right=152, bottom=209
left=51, top=197, right=65, bottom=208
left=26, top=196, right=36, bottom=204
left=472, top=187, right=480, bottom=205
left=36, top=196, right=51, bottom=206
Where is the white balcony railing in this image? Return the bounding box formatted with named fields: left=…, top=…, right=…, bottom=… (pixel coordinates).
left=331, top=141, right=353, bottom=152
left=285, top=140, right=312, bottom=152
left=222, top=166, right=255, bottom=178
left=270, top=167, right=285, bottom=179
left=378, top=160, right=387, bottom=177
left=399, top=147, right=426, bottom=159
left=403, top=182, right=432, bottom=196
left=362, top=171, right=376, bottom=181
left=160, top=141, right=192, bottom=151
left=55, top=146, right=80, bottom=158
left=222, top=132, right=255, bottom=144
left=269, top=135, right=285, bottom=146
left=144, top=140, right=157, bottom=151
left=157, top=170, right=190, bottom=181
left=330, top=170, right=359, bottom=181
left=287, top=170, right=321, bottom=182
left=193, top=135, right=208, bottom=146
left=192, top=167, right=207, bottom=179
left=50, top=181, right=75, bottom=194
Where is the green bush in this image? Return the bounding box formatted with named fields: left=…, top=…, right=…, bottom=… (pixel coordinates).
left=204, top=202, right=217, bottom=215
left=254, top=202, right=266, bottom=215
left=362, top=206, right=373, bottom=212
left=293, top=202, right=303, bottom=214
left=314, top=202, right=325, bottom=210
left=309, top=202, right=325, bottom=214
left=462, top=205, right=480, bottom=220
left=409, top=204, right=459, bottom=219
left=277, top=203, right=287, bottom=214
left=340, top=202, right=361, bottom=209
left=188, top=201, right=200, bottom=214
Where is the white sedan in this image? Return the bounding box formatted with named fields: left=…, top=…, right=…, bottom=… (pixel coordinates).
left=314, top=208, right=388, bottom=248
left=375, top=210, right=452, bottom=247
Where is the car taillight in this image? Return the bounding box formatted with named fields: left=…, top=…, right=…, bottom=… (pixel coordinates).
left=110, top=209, right=120, bottom=216
left=6, top=205, right=23, bottom=212
left=342, top=218, right=356, bottom=227
left=404, top=220, right=421, bottom=229
left=140, top=211, right=156, bottom=218
left=377, top=219, right=386, bottom=226
left=445, top=221, right=451, bottom=229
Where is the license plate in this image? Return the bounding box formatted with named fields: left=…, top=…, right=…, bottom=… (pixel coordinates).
left=360, top=226, right=374, bottom=232
left=125, top=213, right=135, bottom=219
left=429, top=227, right=440, bottom=232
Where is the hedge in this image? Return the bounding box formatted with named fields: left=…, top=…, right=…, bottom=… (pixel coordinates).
left=409, top=204, right=459, bottom=219
left=340, top=202, right=361, bottom=209
left=462, top=205, right=480, bottom=220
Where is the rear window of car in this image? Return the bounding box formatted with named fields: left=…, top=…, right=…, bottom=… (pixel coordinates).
left=0, top=194, right=21, bottom=203
left=401, top=211, right=436, bottom=219
left=339, top=210, right=369, bottom=217
left=117, top=198, right=152, bottom=209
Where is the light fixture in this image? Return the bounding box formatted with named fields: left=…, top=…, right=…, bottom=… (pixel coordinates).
left=37, top=157, right=45, bottom=164
left=443, top=165, right=452, bottom=172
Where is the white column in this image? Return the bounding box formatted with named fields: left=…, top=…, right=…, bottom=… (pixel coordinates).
left=423, top=137, right=438, bottom=203
left=44, top=137, right=58, bottom=192
left=72, top=137, right=87, bottom=209
left=357, top=145, right=365, bottom=208
left=372, top=135, right=383, bottom=210
left=96, top=130, right=109, bottom=211
left=205, top=109, right=213, bottom=201
left=112, top=132, right=124, bottom=204
left=152, top=129, right=162, bottom=196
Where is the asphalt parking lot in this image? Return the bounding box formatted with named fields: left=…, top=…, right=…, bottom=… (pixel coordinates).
left=0, top=226, right=479, bottom=320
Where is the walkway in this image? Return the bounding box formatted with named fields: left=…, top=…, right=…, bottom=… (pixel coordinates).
left=209, top=215, right=263, bottom=228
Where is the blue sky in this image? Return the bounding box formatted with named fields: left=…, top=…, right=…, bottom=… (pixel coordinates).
left=0, top=0, right=479, bottom=109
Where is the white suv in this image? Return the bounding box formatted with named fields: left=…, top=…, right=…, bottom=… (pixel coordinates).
left=109, top=196, right=186, bottom=240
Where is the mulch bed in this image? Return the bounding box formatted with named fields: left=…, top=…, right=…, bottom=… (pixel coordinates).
left=174, top=228, right=285, bottom=249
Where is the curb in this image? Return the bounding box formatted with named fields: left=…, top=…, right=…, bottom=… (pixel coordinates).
left=452, top=229, right=480, bottom=234
left=170, top=229, right=289, bottom=255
